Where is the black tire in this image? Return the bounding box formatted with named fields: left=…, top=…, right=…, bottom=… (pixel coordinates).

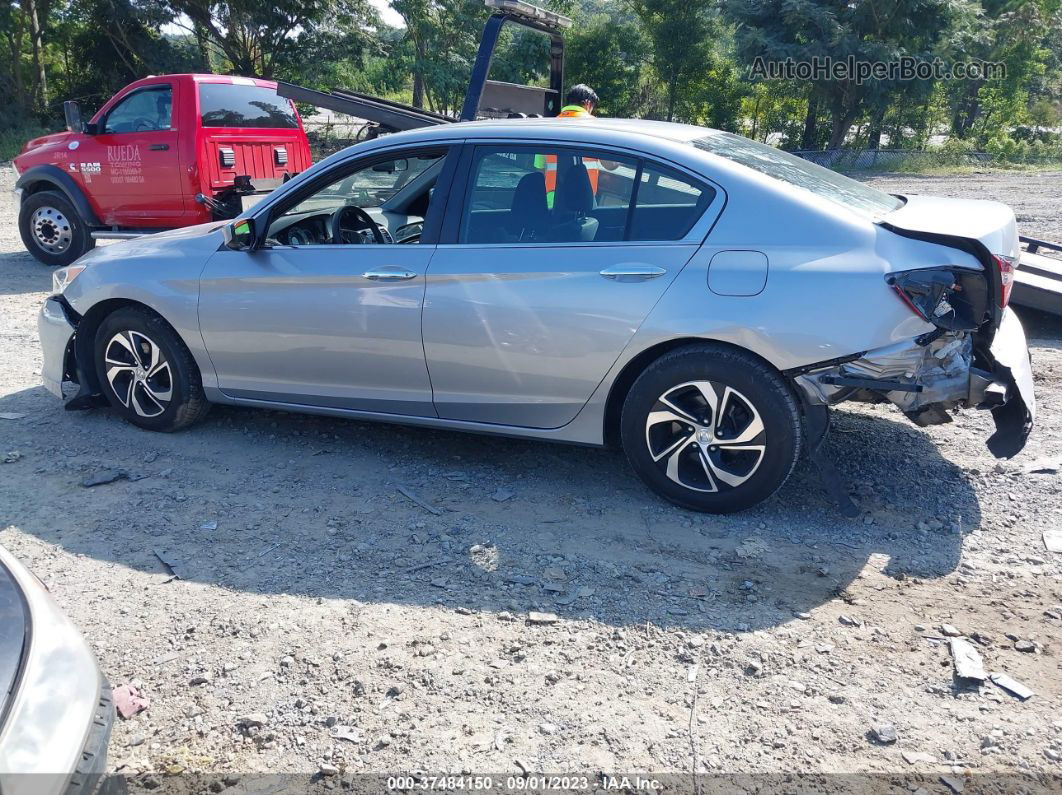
left=620, top=343, right=802, bottom=513
left=94, top=306, right=211, bottom=431
left=18, top=189, right=95, bottom=266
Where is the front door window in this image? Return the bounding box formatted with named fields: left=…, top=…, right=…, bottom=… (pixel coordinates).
left=266, top=152, right=444, bottom=246
left=104, top=86, right=173, bottom=134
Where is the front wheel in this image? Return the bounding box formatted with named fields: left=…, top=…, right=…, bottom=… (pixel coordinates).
left=18, top=190, right=95, bottom=266
left=620, top=344, right=802, bottom=513
left=94, top=307, right=211, bottom=431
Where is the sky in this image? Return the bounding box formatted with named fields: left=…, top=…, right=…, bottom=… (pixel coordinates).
left=161, top=2, right=406, bottom=38
left=371, top=0, right=405, bottom=27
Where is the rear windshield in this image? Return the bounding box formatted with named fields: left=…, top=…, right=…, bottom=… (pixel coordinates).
left=198, top=83, right=299, bottom=129
left=693, top=133, right=904, bottom=218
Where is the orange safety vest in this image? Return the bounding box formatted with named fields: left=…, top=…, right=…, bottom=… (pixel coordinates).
left=557, top=104, right=593, bottom=118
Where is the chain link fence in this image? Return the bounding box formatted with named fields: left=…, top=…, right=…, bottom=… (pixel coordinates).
left=791, top=148, right=996, bottom=170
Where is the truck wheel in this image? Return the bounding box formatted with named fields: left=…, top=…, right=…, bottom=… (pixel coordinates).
left=620, top=343, right=802, bottom=513
left=94, top=306, right=211, bottom=432
left=18, top=190, right=95, bottom=267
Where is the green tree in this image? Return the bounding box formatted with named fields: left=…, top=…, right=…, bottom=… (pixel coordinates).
left=726, top=0, right=958, bottom=148
left=943, top=0, right=1057, bottom=143
left=628, top=0, right=720, bottom=122
left=565, top=9, right=650, bottom=117
left=162, top=0, right=378, bottom=78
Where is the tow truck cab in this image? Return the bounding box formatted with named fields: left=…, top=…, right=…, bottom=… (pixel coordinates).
left=13, top=74, right=311, bottom=266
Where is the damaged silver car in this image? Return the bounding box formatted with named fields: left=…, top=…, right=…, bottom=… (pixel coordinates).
left=38, top=119, right=1034, bottom=513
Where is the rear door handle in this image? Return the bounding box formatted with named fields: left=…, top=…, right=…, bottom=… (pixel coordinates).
left=149, top=144, right=169, bottom=151
left=363, top=267, right=418, bottom=281
left=600, top=264, right=667, bottom=282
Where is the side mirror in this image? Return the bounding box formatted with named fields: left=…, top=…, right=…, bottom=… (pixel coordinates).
left=63, top=100, right=83, bottom=133
left=223, top=218, right=257, bottom=251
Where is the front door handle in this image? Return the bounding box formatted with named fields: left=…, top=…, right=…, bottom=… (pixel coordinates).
left=149, top=143, right=169, bottom=151
left=363, top=267, right=418, bottom=281
left=600, top=264, right=667, bottom=282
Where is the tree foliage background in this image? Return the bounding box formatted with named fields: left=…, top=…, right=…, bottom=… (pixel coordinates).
left=2, top=0, right=1061, bottom=155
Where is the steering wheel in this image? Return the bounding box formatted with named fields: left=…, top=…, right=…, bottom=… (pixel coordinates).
left=330, top=205, right=385, bottom=244
left=133, top=118, right=156, bottom=132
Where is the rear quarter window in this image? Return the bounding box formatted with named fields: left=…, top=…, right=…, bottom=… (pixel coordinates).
left=199, top=83, right=299, bottom=129
left=629, top=163, right=714, bottom=241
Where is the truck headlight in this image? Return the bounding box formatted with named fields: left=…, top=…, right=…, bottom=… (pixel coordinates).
left=51, top=265, right=85, bottom=295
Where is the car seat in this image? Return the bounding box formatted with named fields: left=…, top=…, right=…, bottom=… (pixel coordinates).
left=502, top=171, right=550, bottom=242
left=550, top=163, right=599, bottom=242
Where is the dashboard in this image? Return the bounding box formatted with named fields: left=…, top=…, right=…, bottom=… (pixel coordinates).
left=268, top=207, right=424, bottom=247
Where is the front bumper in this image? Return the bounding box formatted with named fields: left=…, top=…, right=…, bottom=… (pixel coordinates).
left=793, top=307, right=1035, bottom=458
left=0, top=547, right=112, bottom=795
left=65, top=678, right=114, bottom=795
left=38, top=297, right=77, bottom=399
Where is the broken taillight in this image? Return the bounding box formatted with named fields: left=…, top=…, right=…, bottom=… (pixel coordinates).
left=994, top=254, right=1016, bottom=309
left=886, top=268, right=987, bottom=331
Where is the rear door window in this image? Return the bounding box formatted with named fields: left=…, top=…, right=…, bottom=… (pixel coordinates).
left=461, top=146, right=718, bottom=244
left=198, top=83, right=299, bottom=129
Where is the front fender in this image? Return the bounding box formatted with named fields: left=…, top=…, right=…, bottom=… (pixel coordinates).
left=61, top=233, right=222, bottom=390
left=15, top=164, right=103, bottom=226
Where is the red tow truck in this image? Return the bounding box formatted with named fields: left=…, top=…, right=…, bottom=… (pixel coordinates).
left=13, top=74, right=311, bottom=266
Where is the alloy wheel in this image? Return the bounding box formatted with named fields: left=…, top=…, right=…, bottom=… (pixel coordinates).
left=30, top=206, right=72, bottom=255
left=644, top=380, right=766, bottom=493
left=104, top=330, right=173, bottom=418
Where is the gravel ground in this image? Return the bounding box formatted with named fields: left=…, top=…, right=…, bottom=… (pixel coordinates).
left=1, top=164, right=1061, bottom=790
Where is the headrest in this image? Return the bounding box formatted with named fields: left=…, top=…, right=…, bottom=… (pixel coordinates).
left=505, top=171, right=549, bottom=231
left=555, top=163, right=594, bottom=215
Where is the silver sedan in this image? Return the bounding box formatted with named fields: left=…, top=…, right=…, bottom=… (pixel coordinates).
left=38, top=118, right=1035, bottom=512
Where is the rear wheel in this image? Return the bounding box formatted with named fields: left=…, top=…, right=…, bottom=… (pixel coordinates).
left=94, top=307, right=210, bottom=431
left=620, top=344, right=802, bottom=513
left=18, top=190, right=95, bottom=266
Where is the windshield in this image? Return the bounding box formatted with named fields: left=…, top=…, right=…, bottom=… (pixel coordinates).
left=693, top=133, right=904, bottom=218
left=199, top=83, right=299, bottom=129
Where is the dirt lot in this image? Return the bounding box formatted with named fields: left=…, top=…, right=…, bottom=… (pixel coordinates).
left=1, top=165, right=1061, bottom=790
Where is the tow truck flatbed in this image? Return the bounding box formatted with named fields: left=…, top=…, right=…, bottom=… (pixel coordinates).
left=1014, top=236, right=1062, bottom=316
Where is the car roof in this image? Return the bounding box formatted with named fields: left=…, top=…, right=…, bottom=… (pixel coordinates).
left=380, top=116, right=720, bottom=147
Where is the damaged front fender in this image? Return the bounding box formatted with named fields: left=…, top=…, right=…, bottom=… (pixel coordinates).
left=792, top=307, right=1035, bottom=458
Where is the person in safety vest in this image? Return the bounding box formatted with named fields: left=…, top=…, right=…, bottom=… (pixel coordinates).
left=534, top=85, right=601, bottom=207
left=557, top=84, right=598, bottom=118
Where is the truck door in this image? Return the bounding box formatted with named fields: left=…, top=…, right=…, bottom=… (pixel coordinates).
left=86, top=81, right=184, bottom=227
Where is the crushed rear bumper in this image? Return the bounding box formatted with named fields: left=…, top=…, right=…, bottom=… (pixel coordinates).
left=985, top=307, right=1035, bottom=457
left=792, top=307, right=1035, bottom=459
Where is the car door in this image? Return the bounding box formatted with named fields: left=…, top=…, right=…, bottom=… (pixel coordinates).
left=198, top=146, right=455, bottom=416
left=88, top=81, right=184, bottom=226
left=422, top=142, right=723, bottom=429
